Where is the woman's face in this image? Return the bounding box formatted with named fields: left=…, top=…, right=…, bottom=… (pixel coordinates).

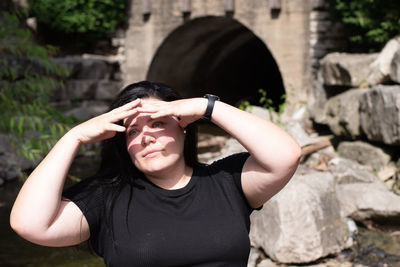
left=123, top=97, right=186, bottom=176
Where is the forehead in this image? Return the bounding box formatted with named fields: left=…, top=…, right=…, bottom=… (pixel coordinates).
left=124, top=114, right=152, bottom=127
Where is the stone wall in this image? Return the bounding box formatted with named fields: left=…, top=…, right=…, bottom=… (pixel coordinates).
left=52, top=55, right=123, bottom=121
left=309, top=0, right=345, bottom=77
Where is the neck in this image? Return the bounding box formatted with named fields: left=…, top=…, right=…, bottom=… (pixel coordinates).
left=145, top=159, right=193, bottom=190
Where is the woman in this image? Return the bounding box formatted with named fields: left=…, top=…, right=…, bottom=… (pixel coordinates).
left=10, top=81, right=301, bottom=266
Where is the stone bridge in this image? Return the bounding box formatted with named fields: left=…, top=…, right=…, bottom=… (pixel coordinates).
left=123, top=0, right=335, bottom=109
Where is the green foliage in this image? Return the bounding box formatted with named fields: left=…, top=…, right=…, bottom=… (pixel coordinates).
left=28, top=0, right=126, bottom=44
left=0, top=11, right=74, bottom=162
left=330, top=0, right=400, bottom=52
left=237, top=100, right=252, bottom=112
left=258, top=88, right=286, bottom=115
left=238, top=89, right=286, bottom=125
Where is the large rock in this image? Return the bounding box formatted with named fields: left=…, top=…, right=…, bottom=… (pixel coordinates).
left=390, top=50, right=400, bottom=84
left=250, top=171, right=350, bottom=264
left=328, top=157, right=377, bottom=184
left=336, top=141, right=391, bottom=170
left=359, top=85, right=400, bottom=145
left=329, top=157, right=400, bottom=226
left=319, top=52, right=377, bottom=87
left=367, top=35, right=400, bottom=86
left=313, top=85, right=400, bottom=145
left=319, top=89, right=366, bottom=138
left=336, top=183, right=400, bottom=226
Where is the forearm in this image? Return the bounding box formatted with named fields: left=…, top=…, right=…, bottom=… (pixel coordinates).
left=211, top=101, right=301, bottom=172
left=10, top=130, right=81, bottom=233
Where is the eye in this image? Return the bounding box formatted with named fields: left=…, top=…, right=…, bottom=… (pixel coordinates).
left=152, top=121, right=164, bottom=128
left=128, top=129, right=139, bottom=136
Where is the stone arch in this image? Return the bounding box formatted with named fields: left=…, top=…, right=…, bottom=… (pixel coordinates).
left=146, top=16, right=285, bottom=108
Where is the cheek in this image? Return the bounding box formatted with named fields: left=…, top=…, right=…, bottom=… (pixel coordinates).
left=126, top=138, right=142, bottom=156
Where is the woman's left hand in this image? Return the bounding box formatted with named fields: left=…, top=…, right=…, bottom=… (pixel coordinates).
left=137, top=98, right=207, bottom=128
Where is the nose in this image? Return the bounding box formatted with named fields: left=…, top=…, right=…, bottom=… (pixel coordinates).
left=141, top=129, right=156, bottom=146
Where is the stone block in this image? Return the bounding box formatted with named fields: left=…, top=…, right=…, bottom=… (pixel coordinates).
left=367, top=35, right=400, bottom=86
left=319, top=53, right=378, bottom=87
left=390, top=50, right=400, bottom=84
left=95, top=80, right=121, bottom=100
left=360, top=85, right=400, bottom=145
left=65, top=79, right=97, bottom=100
left=320, top=89, right=367, bottom=138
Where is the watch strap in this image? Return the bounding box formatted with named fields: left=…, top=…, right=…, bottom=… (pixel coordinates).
left=203, top=94, right=219, bottom=121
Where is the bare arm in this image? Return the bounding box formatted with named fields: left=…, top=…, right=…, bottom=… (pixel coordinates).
left=211, top=101, right=301, bottom=208
left=10, top=99, right=141, bottom=246
left=138, top=98, right=302, bottom=209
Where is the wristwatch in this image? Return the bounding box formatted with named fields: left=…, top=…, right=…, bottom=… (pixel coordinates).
left=203, top=94, right=220, bottom=121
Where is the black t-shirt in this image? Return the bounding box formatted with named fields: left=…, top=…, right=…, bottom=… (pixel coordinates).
left=64, top=152, right=254, bottom=267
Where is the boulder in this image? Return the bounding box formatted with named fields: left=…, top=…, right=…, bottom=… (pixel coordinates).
left=285, top=121, right=319, bottom=147
left=329, top=157, right=400, bottom=227
left=359, top=85, right=400, bottom=145
left=390, top=50, right=400, bottom=84
left=367, top=35, right=400, bottom=86
left=250, top=171, right=350, bottom=264
left=313, top=85, right=400, bottom=145
left=336, top=183, right=400, bottom=226
left=319, top=52, right=377, bottom=87
left=336, top=141, right=391, bottom=170
left=328, top=157, right=377, bottom=184
left=319, top=89, right=367, bottom=138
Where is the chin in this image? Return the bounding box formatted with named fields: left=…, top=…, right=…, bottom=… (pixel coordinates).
left=135, top=156, right=180, bottom=175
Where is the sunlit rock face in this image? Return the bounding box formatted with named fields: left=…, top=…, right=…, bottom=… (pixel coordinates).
left=250, top=171, right=351, bottom=264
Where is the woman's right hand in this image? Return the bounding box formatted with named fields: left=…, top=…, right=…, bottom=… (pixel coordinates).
left=69, top=99, right=141, bottom=144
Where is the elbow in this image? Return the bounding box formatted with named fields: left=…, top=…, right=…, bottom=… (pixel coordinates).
left=293, top=142, right=302, bottom=165
left=10, top=211, right=45, bottom=244
left=288, top=141, right=302, bottom=169
left=10, top=212, right=30, bottom=239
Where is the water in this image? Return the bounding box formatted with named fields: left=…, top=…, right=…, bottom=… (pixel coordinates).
left=0, top=181, right=105, bottom=267
left=345, top=227, right=400, bottom=267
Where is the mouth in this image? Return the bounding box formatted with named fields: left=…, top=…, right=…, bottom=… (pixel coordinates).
left=143, top=149, right=163, bottom=158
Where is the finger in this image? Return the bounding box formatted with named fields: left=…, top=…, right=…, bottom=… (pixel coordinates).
left=136, top=106, right=159, bottom=114
left=110, top=99, right=141, bottom=114
left=110, top=108, right=140, bottom=122
left=149, top=110, right=174, bottom=119
left=106, top=123, right=126, bottom=132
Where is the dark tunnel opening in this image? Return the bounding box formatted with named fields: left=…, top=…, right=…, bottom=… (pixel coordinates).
left=147, top=16, right=285, bottom=110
